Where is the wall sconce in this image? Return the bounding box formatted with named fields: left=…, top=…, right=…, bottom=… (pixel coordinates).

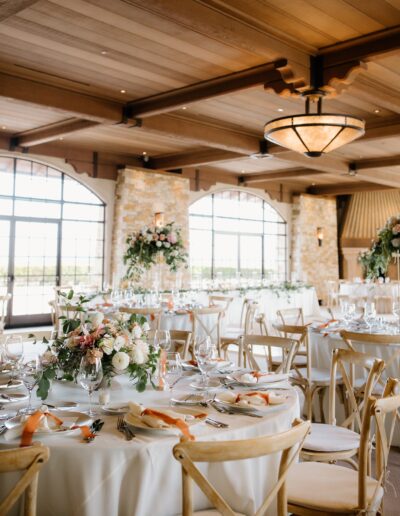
left=154, top=212, right=165, bottom=228
left=316, top=227, right=324, bottom=247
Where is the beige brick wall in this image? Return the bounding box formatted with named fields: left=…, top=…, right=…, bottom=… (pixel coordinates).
left=111, top=167, right=190, bottom=289
left=291, top=194, right=339, bottom=302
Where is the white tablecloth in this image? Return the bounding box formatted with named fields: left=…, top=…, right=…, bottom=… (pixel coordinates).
left=1, top=369, right=299, bottom=516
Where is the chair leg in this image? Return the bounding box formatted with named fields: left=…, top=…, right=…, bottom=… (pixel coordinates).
left=317, top=387, right=326, bottom=424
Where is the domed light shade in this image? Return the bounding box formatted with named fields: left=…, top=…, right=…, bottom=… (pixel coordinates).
left=264, top=96, right=365, bottom=157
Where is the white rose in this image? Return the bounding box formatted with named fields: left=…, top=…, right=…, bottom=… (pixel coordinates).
left=132, top=324, right=142, bottom=339
left=100, top=337, right=115, bottom=355
left=130, top=340, right=149, bottom=365
left=114, top=335, right=127, bottom=351
left=112, top=351, right=130, bottom=371
left=164, top=242, right=171, bottom=248
left=156, top=241, right=162, bottom=248
left=88, top=311, right=104, bottom=328
left=142, top=321, right=150, bottom=332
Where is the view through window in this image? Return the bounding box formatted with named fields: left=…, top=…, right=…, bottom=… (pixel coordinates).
left=0, top=157, right=105, bottom=325
left=189, top=190, right=287, bottom=282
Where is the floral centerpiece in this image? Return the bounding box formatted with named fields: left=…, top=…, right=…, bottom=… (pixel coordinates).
left=359, top=215, right=400, bottom=279
left=123, top=222, right=188, bottom=281
left=37, top=291, right=159, bottom=400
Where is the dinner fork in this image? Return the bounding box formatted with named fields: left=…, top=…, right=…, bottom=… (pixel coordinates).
left=117, top=416, right=135, bottom=441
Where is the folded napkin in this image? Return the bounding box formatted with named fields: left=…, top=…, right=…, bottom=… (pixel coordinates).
left=238, top=371, right=271, bottom=384
left=4, top=406, right=94, bottom=446
left=317, top=319, right=339, bottom=330
left=128, top=402, right=206, bottom=440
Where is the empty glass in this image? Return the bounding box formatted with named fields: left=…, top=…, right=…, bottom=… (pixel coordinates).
left=153, top=330, right=171, bottom=352
left=20, top=356, right=43, bottom=415
left=163, top=352, right=183, bottom=401
left=194, top=336, right=216, bottom=387
left=364, top=302, right=376, bottom=331
left=77, top=356, right=103, bottom=417
left=4, top=335, right=23, bottom=380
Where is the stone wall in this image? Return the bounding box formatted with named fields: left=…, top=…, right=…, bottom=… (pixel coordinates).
left=291, top=194, right=339, bottom=302
left=111, top=167, right=190, bottom=289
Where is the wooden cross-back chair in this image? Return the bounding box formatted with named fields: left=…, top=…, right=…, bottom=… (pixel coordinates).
left=208, top=295, right=234, bottom=312
left=173, top=419, right=311, bottom=516
left=301, top=349, right=385, bottom=469
left=191, top=306, right=225, bottom=355
left=241, top=334, right=299, bottom=374
left=220, top=300, right=261, bottom=363
left=373, top=295, right=393, bottom=314
left=287, top=378, right=400, bottom=515
left=274, top=323, right=335, bottom=422
left=119, top=306, right=163, bottom=330
left=0, top=444, right=49, bottom=516
left=276, top=307, right=304, bottom=326
left=169, top=330, right=192, bottom=360
left=0, top=293, right=11, bottom=335
left=340, top=330, right=400, bottom=393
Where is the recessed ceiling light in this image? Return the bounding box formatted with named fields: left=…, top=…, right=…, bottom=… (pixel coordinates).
left=277, top=108, right=284, bottom=112
left=142, top=151, right=147, bottom=155
left=120, top=89, right=126, bottom=94
left=241, top=170, right=245, bottom=173
left=101, top=50, right=107, bottom=55
left=312, top=182, right=316, bottom=186
left=182, top=106, right=187, bottom=110
left=1, top=125, right=6, bottom=130
left=59, top=137, right=64, bottom=141
left=374, top=109, right=380, bottom=114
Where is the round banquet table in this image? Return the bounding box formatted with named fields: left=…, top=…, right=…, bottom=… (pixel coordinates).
left=1, top=366, right=299, bottom=516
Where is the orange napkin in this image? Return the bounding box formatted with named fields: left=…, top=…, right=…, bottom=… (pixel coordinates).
left=234, top=391, right=270, bottom=405
left=317, top=319, right=338, bottom=330
left=141, top=408, right=206, bottom=440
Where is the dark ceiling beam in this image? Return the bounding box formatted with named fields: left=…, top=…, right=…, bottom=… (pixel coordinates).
left=125, top=59, right=295, bottom=118
left=355, top=155, right=400, bottom=170
left=14, top=118, right=99, bottom=147
left=240, top=168, right=322, bottom=184
left=318, top=26, right=400, bottom=67
left=152, top=148, right=244, bottom=170
left=0, top=72, right=123, bottom=123
left=0, top=0, right=39, bottom=21
left=308, top=182, right=394, bottom=196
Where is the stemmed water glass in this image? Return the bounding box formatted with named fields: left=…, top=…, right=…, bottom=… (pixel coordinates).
left=194, top=336, right=215, bottom=388
left=20, top=355, right=43, bottom=415
left=343, top=302, right=356, bottom=327
left=77, top=356, right=103, bottom=417
left=364, top=302, right=376, bottom=331
left=163, top=352, right=183, bottom=402
left=4, top=335, right=24, bottom=381
left=153, top=330, right=171, bottom=352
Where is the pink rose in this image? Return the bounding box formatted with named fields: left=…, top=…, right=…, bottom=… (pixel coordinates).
left=159, top=233, right=166, bottom=241
left=393, top=224, right=400, bottom=235
left=152, top=233, right=159, bottom=241
left=167, top=232, right=177, bottom=244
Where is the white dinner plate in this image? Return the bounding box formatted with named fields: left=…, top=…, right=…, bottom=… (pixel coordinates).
left=215, top=390, right=289, bottom=411
left=230, top=372, right=288, bottom=386
left=47, top=401, right=79, bottom=411
left=189, top=378, right=221, bottom=391
left=0, top=378, right=23, bottom=389
left=101, top=402, right=129, bottom=415
left=124, top=406, right=207, bottom=434
left=5, top=410, right=92, bottom=437
left=171, top=394, right=208, bottom=406
left=0, top=392, right=28, bottom=403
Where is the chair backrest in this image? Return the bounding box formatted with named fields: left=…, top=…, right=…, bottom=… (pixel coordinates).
left=0, top=293, right=11, bottom=333
left=328, top=348, right=385, bottom=431
left=173, top=419, right=310, bottom=516
left=373, top=295, right=393, bottom=314
left=273, top=324, right=309, bottom=379
left=276, top=308, right=304, bottom=327
left=242, top=334, right=299, bottom=374
left=0, top=444, right=49, bottom=516
left=191, top=306, right=225, bottom=352
left=169, top=330, right=192, bottom=360
left=119, top=306, right=163, bottom=329
left=357, top=378, right=400, bottom=512
left=209, top=295, right=234, bottom=313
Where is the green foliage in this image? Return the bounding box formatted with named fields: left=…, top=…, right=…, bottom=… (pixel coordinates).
left=123, top=222, right=188, bottom=280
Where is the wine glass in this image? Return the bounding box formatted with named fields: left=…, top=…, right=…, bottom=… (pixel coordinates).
left=163, top=352, right=183, bottom=401
left=393, top=301, right=400, bottom=329
left=364, top=302, right=376, bottom=331
left=77, top=355, right=103, bottom=417
left=153, top=330, right=171, bottom=352
left=4, top=335, right=23, bottom=381
left=343, top=302, right=356, bottom=326
left=194, top=336, right=214, bottom=388
left=20, top=356, right=43, bottom=415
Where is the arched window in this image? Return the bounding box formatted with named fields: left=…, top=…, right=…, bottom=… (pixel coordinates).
left=0, top=157, right=105, bottom=326
left=189, top=190, right=287, bottom=281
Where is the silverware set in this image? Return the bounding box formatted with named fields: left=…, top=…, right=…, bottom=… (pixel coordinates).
left=205, top=417, right=229, bottom=428
left=212, top=401, right=264, bottom=418
left=117, top=415, right=135, bottom=441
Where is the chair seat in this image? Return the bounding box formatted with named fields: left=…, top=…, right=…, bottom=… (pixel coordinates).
left=290, top=367, right=342, bottom=385
left=272, top=355, right=307, bottom=367
left=287, top=462, right=383, bottom=513
left=303, top=423, right=360, bottom=452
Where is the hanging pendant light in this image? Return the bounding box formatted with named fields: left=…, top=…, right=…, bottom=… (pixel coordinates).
left=264, top=91, right=365, bottom=158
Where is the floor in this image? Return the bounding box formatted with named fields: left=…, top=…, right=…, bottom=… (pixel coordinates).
left=380, top=448, right=400, bottom=515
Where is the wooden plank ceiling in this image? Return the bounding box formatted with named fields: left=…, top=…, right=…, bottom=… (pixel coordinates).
left=0, top=0, right=399, bottom=192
